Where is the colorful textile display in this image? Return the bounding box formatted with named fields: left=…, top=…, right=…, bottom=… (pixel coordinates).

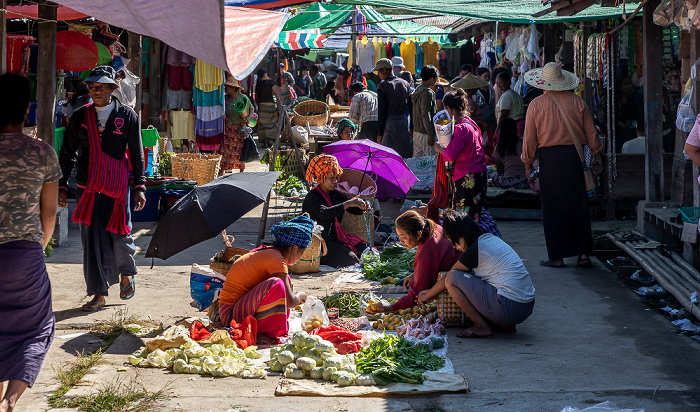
left=193, top=59, right=225, bottom=151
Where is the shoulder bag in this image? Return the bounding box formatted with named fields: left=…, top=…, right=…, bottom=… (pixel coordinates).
left=547, top=93, right=598, bottom=198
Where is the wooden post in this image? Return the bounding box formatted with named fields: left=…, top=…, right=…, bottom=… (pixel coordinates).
left=691, top=31, right=700, bottom=208
left=127, top=32, right=142, bottom=122
left=543, top=24, right=556, bottom=64
left=37, top=3, right=57, bottom=146
left=643, top=0, right=664, bottom=202
left=351, top=6, right=358, bottom=67
left=0, top=0, right=6, bottom=74
left=149, top=38, right=162, bottom=130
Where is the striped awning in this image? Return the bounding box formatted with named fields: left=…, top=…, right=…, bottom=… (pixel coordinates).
left=276, top=31, right=327, bottom=50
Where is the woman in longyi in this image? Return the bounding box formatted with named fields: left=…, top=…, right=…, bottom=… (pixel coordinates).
left=217, top=215, right=312, bottom=342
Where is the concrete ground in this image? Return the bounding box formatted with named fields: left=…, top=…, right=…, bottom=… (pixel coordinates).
left=13, top=173, right=700, bottom=411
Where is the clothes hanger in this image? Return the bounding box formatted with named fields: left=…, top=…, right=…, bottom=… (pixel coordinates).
left=428, top=36, right=434, bottom=44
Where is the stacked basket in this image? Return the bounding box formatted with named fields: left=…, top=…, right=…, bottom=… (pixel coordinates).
left=170, top=153, right=221, bottom=185
left=293, top=100, right=330, bottom=127
left=336, top=169, right=376, bottom=246
left=290, top=233, right=327, bottom=274
left=436, top=271, right=469, bottom=326
left=209, top=246, right=250, bottom=276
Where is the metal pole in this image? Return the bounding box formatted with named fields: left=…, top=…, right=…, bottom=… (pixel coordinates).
left=351, top=6, right=359, bottom=67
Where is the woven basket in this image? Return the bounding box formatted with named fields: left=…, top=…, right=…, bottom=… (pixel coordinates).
left=290, top=233, right=327, bottom=274
left=436, top=272, right=469, bottom=326
left=222, top=247, right=250, bottom=263
left=209, top=257, right=233, bottom=276
left=293, top=100, right=330, bottom=127
left=170, top=153, right=221, bottom=185
left=337, top=169, right=377, bottom=245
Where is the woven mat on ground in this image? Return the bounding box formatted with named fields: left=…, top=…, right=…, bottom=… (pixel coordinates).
left=274, top=373, right=468, bottom=397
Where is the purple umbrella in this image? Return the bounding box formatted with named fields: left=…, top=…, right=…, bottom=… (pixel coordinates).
left=322, top=140, right=418, bottom=199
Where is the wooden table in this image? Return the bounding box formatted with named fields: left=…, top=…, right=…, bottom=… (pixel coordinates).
left=329, top=112, right=349, bottom=126
left=309, top=135, right=338, bottom=156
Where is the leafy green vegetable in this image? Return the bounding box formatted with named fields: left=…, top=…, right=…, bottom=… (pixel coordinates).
left=321, top=292, right=363, bottom=318
left=275, top=175, right=308, bottom=197
left=355, top=334, right=444, bottom=385
left=362, top=245, right=415, bottom=282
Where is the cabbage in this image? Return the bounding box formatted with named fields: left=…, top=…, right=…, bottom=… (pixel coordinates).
left=183, top=345, right=210, bottom=359
left=165, top=348, right=187, bottom=362
left=309, top=354, right=323, bottom=367
left=320, top=351, right=334, bottom=361
left=296, top=357, right=316, bottom=371
left=180, top=338, right=198, bottom=350
left=283, top=364, right=305, bottom=379
left=270, top=346, right=282, bottom=358
left=220, top=346, right=245, bottom=359
left=128, top=355, right=144, bottom=366
left=269, top=358, right=283, bottom=373
left=282, top=343, right=297, bottom=352
left=173, top=359, right=202, bottom=374
left=131, top=347, right=148, bottom=358
left=337, top=372, right=355, bottom=387
left=330, top=370, right=344, bottom=383
left=291, top=331, right=308, bottom=347
left=341, top=364, right=357, bottom=374
left=305, top=347, right=319, bottom=357
left=146, top=349, right=174, bottom=368
left=323, top=356, right=343, bottom=369
left=314, top=340, right=335, bottom=353
left=241, top=367, right=266, bottom=379
left=321, top=366, right=336, bottom=381
left=206, top=344, right=225, bottom=356
left=310, top=367, right=324, bottom=379
left=244, top=346, right=262, bottom=359
left=355, top=373, right=376, bottom=386
left=277, top=351, right=295, bottom=366
left=305, top=335, right=323, bottom=348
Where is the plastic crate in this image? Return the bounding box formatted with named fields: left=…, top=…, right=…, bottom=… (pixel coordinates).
left=679, top=207, right=700, bottom=224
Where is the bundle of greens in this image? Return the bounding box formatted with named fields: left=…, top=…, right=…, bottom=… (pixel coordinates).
left=321, top=293, right=362, bottom=318
left=361, top=245, right=415, bottom=283
left=355, top=334, right=444, bottom=385
left=275, top=175, right=308, bottom=198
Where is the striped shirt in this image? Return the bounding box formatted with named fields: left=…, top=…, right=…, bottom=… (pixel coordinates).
left=459, top=233, right=535, bottom=303
left=349, top=90, right=378, bottom=126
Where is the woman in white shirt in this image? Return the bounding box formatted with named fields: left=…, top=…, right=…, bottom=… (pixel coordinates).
left=418, top=210, right=535, bottom=338
left=495, top=72, right=525, bottom=136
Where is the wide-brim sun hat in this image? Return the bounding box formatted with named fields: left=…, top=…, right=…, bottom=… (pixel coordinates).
left=391, top=56, right=405, bottom=68
left=224, top=77, right=243, bottom=89
left=524, top=62, right=580, bottom=91
left=451, top=73, right=489, bottom=90
left=85, top=65, right=118, bottom=85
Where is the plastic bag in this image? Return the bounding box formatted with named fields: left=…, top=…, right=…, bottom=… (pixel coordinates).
left=677, top=88, right=696, bottom=132
left=654, top=0, right=676, bottom=25
left=433, top=110, right=453, bottom=147
left=301, top=296, right=329, bottom=332
left=117, top=68, right=140, bottom=109
left=560, top=400, right=644, bottom=412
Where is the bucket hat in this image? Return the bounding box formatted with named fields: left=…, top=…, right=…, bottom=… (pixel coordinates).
left=451, top=73, right=489, bottom=90
left=372, top=58, right=393, bottom=72
left=391, top=56, right=405, bottom=68
left=524, top=62, right=579, bottom=91
left=85, top=65, right=118, bottom=85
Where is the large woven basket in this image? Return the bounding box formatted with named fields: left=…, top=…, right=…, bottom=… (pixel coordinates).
left=293, top=100, right=330, bottom=127
left=170, top=153, right=221, bottom=185
left=290, top=233, right=327, bottom=274
left=222, top=246, right=250, bottom=263
left=337, top=169, right=377, bottom=245
left=436, top=272, right=469, bottom=326
left=209, top=257, right=233, bottom=276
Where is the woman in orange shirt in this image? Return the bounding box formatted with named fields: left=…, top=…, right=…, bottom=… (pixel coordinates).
left=218, top=214, right=313, bottom=342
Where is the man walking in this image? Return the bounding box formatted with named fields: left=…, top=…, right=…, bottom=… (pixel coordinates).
left=411, top=65, right=438, bottom=157
left=348, top=82, right=379, bottom=142
left=374, top=58, right=412, bottom=158
left=58, top=66, right=145, bottom=311
left=309, top=64, right=326, bottom=101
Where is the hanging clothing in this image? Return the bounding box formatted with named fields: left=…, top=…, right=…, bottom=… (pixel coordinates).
left=416, top=45, right=424, bottom=73
left=393, top=41, right=401, bottom=57
left=400, top=41, right=417, bottom=73
left=373, top=39, right=385, bottom=60
left=194, top=60, right=223, bottom=92
left=385, top=41, right=394, bottom=59
left=421, top=41, right=441, bottom=68
left=169, top=110, right=195, bottom=142
left=357, top=40, right=375, bottom=73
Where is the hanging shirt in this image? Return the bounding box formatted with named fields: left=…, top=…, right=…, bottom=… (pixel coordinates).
left=194, top=59, right=223, bottom=92
left=415, top=45, right=424, bottom=73
left=421, top=41, right=441, bottom=68
left=393, top=42, right=401, bottom=58
left=400, top=41, right=416, bottom=74
left=385, top=41, right=394, bottom=59
left=373, top=39, right=385, bottom=62
left=357, top=41, right=375, bottom=73
left=346, top=40, right=354, bottom=69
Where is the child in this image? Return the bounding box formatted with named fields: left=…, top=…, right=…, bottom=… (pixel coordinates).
left=418, top=210, right=535, bottom=338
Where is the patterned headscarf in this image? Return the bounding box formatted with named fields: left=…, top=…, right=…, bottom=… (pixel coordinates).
left=335, top=118, right=357, bottom=138
left=271, top=213, right=314, bottom=248
left=305, top=154, right=343, bottom=185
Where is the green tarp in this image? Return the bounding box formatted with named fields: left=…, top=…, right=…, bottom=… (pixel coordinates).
left=335, top=0, right=632, bottom=24
left=282, top=3, right=449, bottom=43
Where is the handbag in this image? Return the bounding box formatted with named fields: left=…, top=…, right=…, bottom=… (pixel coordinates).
left=240, top=133, right=259, bottom=163
left=547, top=93, right=598, bottom=198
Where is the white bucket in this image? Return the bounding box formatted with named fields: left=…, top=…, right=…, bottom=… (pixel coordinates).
left=433, top=110, right=453, bottom=147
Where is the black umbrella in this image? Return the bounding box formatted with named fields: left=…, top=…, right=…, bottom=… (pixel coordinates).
left=145, top=171, right=282, bottom=260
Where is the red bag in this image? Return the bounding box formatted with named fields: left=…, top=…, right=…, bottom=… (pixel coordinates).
left=190, top=320, right=211, bottom=341
left=230, top=315, right=257, bottom=349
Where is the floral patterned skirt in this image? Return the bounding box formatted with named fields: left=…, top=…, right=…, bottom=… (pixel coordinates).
left=451, top=172, right=487, bottom=222
left=220, top=120, right=246, bottom=173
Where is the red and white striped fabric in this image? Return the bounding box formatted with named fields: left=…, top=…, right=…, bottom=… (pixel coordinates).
left=276, top=31, right=327, bottom=50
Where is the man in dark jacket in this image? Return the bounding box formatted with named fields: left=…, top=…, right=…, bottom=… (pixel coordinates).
left=411, top=65, right=438, bottom=157
left=374, top=58, right=412, bottom=158
left=58, top=66, right=145, bottom=311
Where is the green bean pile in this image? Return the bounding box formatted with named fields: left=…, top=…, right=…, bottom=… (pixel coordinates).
left=320, top=293, right=362, bottom=318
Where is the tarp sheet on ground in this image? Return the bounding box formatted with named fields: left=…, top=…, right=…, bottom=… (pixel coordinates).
left=282, top=3, right=449, bottom=49
left=275, top=373, right=468, bottom=396
left=336, top=0, right=632, bottom=24
left=49, top=0, right=287, bottom=79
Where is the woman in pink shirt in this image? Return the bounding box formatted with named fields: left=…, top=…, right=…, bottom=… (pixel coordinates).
left=434, top=89, right=487, bottom=222
left=367, top=211, right=459, bottom=313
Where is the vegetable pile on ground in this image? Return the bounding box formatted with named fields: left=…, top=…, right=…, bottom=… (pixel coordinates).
left=274, top=175, right=308, bottom=198
left=310, top=325, right=363, bottom=354
left=270, top=331, right=375, bottom=386
left=321, top=292, right=362, bottom=317
left=355, top=334, right=445, bottom=385
left=397, top=318, right=446, bottom=351
left=128, top=338, right=265, bottom=378
left=372, top=304, right=438, bottom=330
left=361, top=245, right=415, bottom=284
